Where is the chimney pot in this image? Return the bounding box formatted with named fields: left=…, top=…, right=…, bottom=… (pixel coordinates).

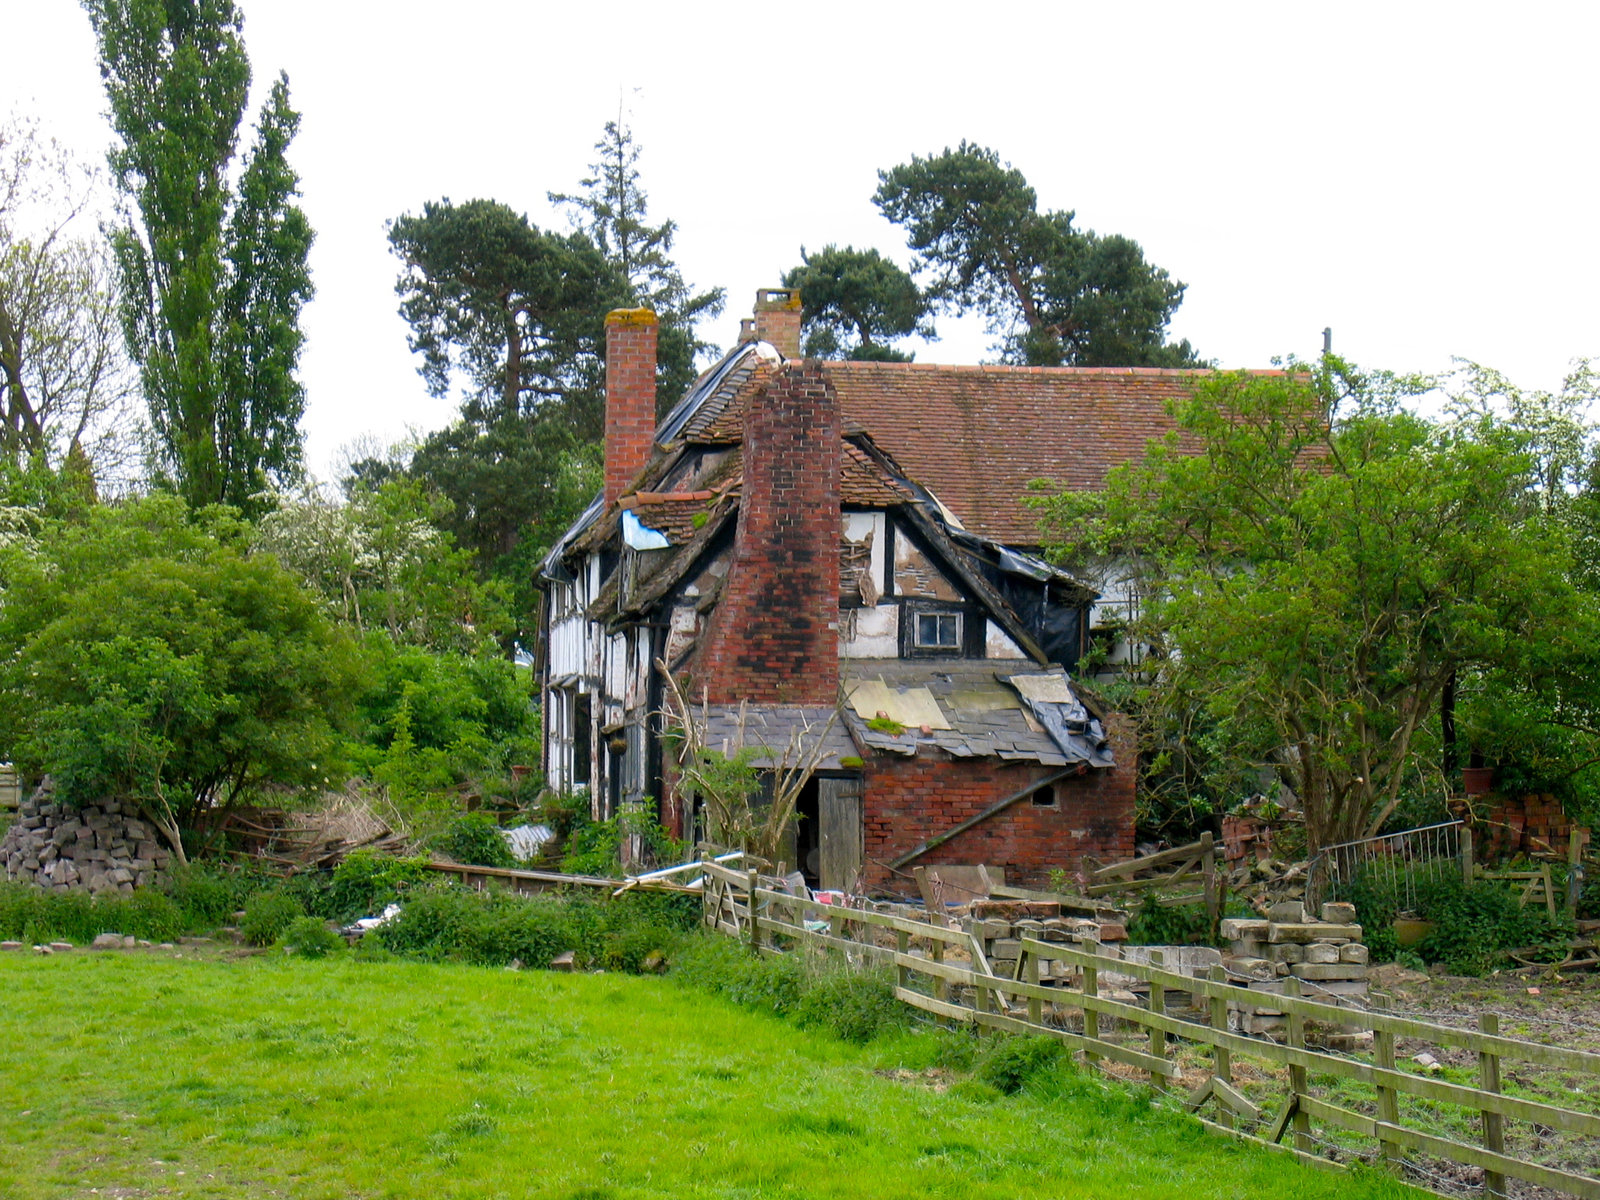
left=753, top=287, right=803, bottom=359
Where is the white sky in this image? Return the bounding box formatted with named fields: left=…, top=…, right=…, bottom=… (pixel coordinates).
left=11, top=1, right=1599, bottom=478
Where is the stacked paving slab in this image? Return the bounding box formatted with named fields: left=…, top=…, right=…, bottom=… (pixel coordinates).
left=962, top=899, right=1129, bottom=982
left=1, top=779, right=172, bottom=893
left=1222, top=900, right=1368, bottom=1034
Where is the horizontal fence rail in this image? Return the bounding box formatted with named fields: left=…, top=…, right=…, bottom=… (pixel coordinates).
left=700, top=861, right=1600, bottom=1200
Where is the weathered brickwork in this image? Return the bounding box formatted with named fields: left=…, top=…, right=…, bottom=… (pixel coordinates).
left=861, top=716, right=1136, bottom=892
left=604, top=308, right=658, bottom=507
left=697, top=362, right=840, bottom=705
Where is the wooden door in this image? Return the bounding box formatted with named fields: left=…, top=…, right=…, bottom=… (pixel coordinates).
left=818, top=777, right=863, bottom=892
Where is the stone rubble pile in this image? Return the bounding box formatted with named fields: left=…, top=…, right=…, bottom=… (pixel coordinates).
left=1222, top=900, right=1369, bottom=1034
left=1, top=779, right=173, bottom=893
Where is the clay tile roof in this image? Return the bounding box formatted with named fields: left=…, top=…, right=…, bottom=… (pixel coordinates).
left=823, top=362, right=1243, bottom=547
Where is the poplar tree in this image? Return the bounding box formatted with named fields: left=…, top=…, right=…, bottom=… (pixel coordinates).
left=84, top=0, right=313, bottom=512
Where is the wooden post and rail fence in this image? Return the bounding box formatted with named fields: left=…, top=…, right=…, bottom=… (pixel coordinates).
left=699, top=858, right=1600, bottom=1199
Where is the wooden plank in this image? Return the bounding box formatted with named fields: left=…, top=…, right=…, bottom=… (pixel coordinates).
left=1266, top=1094, right=1299, bottom=1146
left=423, top=860, right=692, bottom=893
left=1190, top=1114, right=1343, bottom=1174
left=987, top=883, right=1106, bottom=916
left=753, top=888, right=971, bottom=945
left=1210, top=1076, right=1260, bottom=1122
left=1090, top=837, right=1209, bottom=879
left=818, top=776, right=863, bottom=893
left=1020, top=937, right=1600, bottom=1074
left=1086, top=861, right=1198, bottom=897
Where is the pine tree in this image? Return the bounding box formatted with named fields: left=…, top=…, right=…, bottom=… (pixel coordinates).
left=551, top=118, right=724, bottom=411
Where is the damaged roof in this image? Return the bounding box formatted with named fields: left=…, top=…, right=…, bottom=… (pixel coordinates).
left=700, top=705, right=857, bottom=771
left=840, top=659, right=1113, bottom=769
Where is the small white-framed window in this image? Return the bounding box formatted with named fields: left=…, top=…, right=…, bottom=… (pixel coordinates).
left=915, top=611, right=961, bottom=649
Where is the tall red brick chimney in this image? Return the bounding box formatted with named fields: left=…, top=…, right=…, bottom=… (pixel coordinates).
left=698, top=362, right=840, bottom=705
left=604, top=307, right=658, bottom=507
left=753, top=287, right=803, bottom=359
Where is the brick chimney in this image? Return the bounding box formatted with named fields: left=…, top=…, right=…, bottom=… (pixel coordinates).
left=698, top=362, right=840, bottom=705
left=753, top=287, right=803, bottom=358
left=604, top=307, right=658, bottom=507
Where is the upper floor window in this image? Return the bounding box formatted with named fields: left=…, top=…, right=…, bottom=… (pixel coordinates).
left=915, top=610, right=961, bottom=650
left=904, top=602, right=968, bottom=657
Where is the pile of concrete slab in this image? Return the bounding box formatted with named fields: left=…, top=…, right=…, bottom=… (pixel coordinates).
left=1222, top=900, right=1369, bottom=1034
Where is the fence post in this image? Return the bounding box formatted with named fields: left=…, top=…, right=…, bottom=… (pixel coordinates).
left=1461, top=824, right=1475, bottom=888
left=1283, top=976, right=1312, bottom=1154
left=896, top=927, right=910, bottom=992
left=1147, top=950, right=1167, bottom=1094
left=1372, top=989, right=1399, bottom=1163
left=746, top=869, right=761, bottom=954
left=1207, top=964, right=1233, bottom=1130
left=1081, top=941, right=1102, bottom=1065
left=1026, top=950, right=1042, bottom=1026
left=1480, top=1013, right=1507, bottom=1198
left=1569, top=829, right=1586, bottom=918
left=931, top=935, right=948, bottom=1024
left=701, top=861, right=713, bottom=928
left=1200, top=832, right=1220, bottom=938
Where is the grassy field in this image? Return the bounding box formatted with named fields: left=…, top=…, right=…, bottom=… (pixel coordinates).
left=0, top=949, right=1417, bottom=1199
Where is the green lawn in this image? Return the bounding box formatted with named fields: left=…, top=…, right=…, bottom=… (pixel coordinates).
left=0, top=951, right=1414, bottom=1199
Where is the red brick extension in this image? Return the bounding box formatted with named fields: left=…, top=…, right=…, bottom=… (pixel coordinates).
left=862, top=716, right=1137, bottom=892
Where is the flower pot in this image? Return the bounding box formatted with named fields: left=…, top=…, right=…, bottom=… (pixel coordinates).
left=1393, top=918, right=1435, bottom=948
left=1461, top=766, right=1494, bottom=796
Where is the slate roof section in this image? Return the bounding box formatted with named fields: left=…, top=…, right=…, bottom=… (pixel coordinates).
left=839, top=659, right=1112, bottom=768
left=701, top=705, right=856, bottom=770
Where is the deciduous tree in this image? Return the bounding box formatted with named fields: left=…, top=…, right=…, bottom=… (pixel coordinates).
left=875, top=142, right=1200, bottom=368
left=1038, top=359, right=1591, bottom=854
left=0, top=495, right=364, bottom=862
left=84, top=0, right=313, bottom=512
left=0, top=116, right=138, bottom=486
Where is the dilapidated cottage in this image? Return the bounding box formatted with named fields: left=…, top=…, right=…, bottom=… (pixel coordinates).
left=539, top=289, right=1203, bottom=894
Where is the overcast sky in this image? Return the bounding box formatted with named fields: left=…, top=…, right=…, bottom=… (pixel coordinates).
left=11, top=1, right=1598, bottom=478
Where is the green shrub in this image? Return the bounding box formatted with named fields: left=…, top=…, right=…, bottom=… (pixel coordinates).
left=672, top=935, right=904, bottom=1044
left=241, top=890, right=304, bottom=947
left=326, top=849, right=433, bottom=921
left=978, top=1035, right=1067, bottom=1095
left=793, top=965, right=905, bottom=1044
left=164, top=863, right=250, bottom=929
left=432, top=813, right=515, bottom=869
left=0, top=881, right=183, bottom=943
left=1126, top=894, right=1214, bottom=945
left=1333, top=861, right=1572, bottom=973
left=369, top=885, right=694, bottom=972
left=282, top=916, right=343, bottom=959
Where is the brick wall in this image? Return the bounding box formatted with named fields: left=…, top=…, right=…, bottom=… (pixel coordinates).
left=862, top=716, right=1137, bottom=893
left=697, top=361, right=840, bottom=705
left=1478, top=793, right=1588, bottom=861
left=604, top=307, right=658, bottom=507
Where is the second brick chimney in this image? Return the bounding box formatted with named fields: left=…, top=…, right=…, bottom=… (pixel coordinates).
left=604, top=307, right=658, bottom=507
left=753, top=287, right=803, bottom=359
left=697, top=361, right=840, bottom=705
